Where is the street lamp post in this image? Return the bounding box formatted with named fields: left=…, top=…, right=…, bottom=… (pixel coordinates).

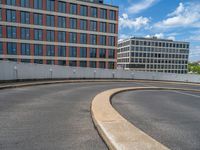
left=73, top=69, right=76, bottom=79
left=49, top=68, right=53, bottom=79
left=14, top=66, right=18, bottom=80
left=94, top=70, right=96, bottom=79
left=112, top=72, right=115, bottom=79
left=131, top=72, right=134, bottom=80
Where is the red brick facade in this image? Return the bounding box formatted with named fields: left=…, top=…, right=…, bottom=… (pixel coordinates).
left=0, top=0, right=118, bottom=69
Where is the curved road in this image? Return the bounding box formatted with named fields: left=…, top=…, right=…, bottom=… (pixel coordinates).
left=0, top=81, right=199, bottom=150
left=113, top=89, right=200, bottom=150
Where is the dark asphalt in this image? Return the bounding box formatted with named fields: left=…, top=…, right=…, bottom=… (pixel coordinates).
left=0, top=81, right=199, bottom=150
left=0, top=82, right=145, bottom=150
left=112, top=90, right=200, bottom=150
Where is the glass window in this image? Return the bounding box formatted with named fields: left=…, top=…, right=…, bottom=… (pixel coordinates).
left=7, top=42, right=17, bottom=55
left=46, top=60, right=54, bottom=65
left=90, top=21, right=97, bottom=31
left=69, top=32, right=77, bottom=43
left=34, top=44, right=43, bottom=56
left=6, top=0, right=16, bottom=5
left=46, top=30, right=54, bottom=41
left=21, top=0, right=29, bottom=7
left=109, top=10, right=116, bottom=20
left=108, top=49, right=115, bottom=58
left=7, top=26, right=17, bottom=38
left=80, top=33, right=87, bottom=44
left=69, top=61, right=76, bottom=67
left=46, top=45, right=55, bottom=56
left=21, top=59, right=30, bottom=63
left=69, top=47, right=77, bottom=57
left=21, top=11, right=30, bottom=24
left=58, top=16, right=66, bottom=28
left=58, top=1, right=66, bottom=13
left=100, top=9, right=107, bottom=19
left=34, top=29, right=43, bottom=40
left=6, top=10, right=16, bottom=22
left=0, top=26, right=2, bottom=38
left=80, top=61, right=87, bottom=67
left=58, top=31, right=66, bottom=42
left=58, top=46, right=66, bottom=57
left=0, top=8, right=2, bottom=21
left=34, top=13, right=43, bottom=25
left=90, top=48, right=96, bottom=58
left=99, top=49, right=106, bottom=58
left=34, top=0, right=42, bottom=9
left=46, top=15, right=54, bottom=26
left=0, top=42, right=3, bottom=54
left=90, top=35, right=97, bottom=45
left=100, top=22, right=106, bottom=32
left=108, top=36, right=115, bottom=46
left=90, top=7, right=97, bottom=17
left=80, top=5, right=88, bottom=16
left=108, top=62, right=114, bottom=69
left=80, top=19, right=87, bottom=30
left=58, top=60, right=66, bottom=66
left=21, top=27, right=30, bottom=39
left=109, top=23, right=115, bottom=33
left=80, top=47, right=87, bottom=57
left=21, top=43, right=30, bottom=55
left=99, top=61, right=106, bottom=68
left=70, top=18, right=77, bottom=29
left=90, top=61, right=96, bottom=68
left=70, top=3, right=77, bottom=14
left=46, top=0, right=55, bottom=11
left=99, top=35, right=106, bottom=45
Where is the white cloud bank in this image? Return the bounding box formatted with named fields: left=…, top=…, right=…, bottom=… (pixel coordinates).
left=128, top=0, right=157, bottom=14
left=119, top=13, right=150, bottom=30
left=155, top=2, right=200, bottom=28
left=145, top=33, right=175, bottom=40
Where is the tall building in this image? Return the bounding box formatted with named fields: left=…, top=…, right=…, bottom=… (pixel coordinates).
left=118, top=37, right=189, bottom=74
left=0, top=0, right=118, bottom=69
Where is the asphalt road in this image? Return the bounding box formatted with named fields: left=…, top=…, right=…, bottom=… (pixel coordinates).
left=0, top=81, right=199, bottom=150
left=0, top=81, right=146, bottom=150
left=112, top=89, right=200, bottom=150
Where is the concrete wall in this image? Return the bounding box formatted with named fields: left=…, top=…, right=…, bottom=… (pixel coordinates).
left=0, top=61, right=200, bottom=83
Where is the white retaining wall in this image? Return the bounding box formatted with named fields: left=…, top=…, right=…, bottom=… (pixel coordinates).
left=0, top=61, right=200, bottom=83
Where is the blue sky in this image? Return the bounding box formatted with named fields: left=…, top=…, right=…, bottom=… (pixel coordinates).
left=104, top=0, right=200, bottom=62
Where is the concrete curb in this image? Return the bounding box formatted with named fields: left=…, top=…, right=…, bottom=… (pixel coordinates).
left=91, top=87, right=200, bottom=150
left=0, top=80, right=136, bottom=90
left=0, top=79, right=199, bottom=90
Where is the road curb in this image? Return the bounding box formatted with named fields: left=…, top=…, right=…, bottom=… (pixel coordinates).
left=91, top=87, right=200, bottom=150
left=0, top=79, right=199, bottom=90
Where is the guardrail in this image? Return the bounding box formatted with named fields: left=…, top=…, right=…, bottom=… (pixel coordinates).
left=0, top=61, right=200, bottom=83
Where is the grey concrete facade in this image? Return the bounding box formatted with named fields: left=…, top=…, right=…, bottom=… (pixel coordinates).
left=118, top=37, right=189, bottom=74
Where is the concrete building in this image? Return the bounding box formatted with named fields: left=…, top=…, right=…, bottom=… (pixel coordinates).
left=118, top=37, right=189, bottom=74
left=0, top=0, right=118, bottom=69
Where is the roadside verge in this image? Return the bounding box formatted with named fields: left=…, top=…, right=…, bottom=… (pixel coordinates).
left=91, top=87, right=200, bottom=150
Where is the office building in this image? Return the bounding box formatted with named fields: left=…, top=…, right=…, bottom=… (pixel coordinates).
left=0, top=0, right=118, bottom=69
left=118, top=37, right=189, bottom=74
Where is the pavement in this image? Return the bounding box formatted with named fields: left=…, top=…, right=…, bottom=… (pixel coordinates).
left=0, top=81, right=145, bottom=150
left=112, top=89, right=200, bottom=150
left=0, top=81, right=199, bottom=150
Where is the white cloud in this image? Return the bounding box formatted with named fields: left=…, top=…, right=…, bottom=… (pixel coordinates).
left=119, top=13, right=150, bottom=30
left=168, top=3, right=184, bottom=17
left=167, top=36, right=175, bottom=41
left=128, top=0, right=157, bottom=14
left=118, top=34, right=131, bottom=42
left=155, top=2, right=200, bottom=28
left=145, top=33, right=176, bottom=40
left=154, top=33, right=164, bottom=38
left=189, top=46, right=200, bottom=61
